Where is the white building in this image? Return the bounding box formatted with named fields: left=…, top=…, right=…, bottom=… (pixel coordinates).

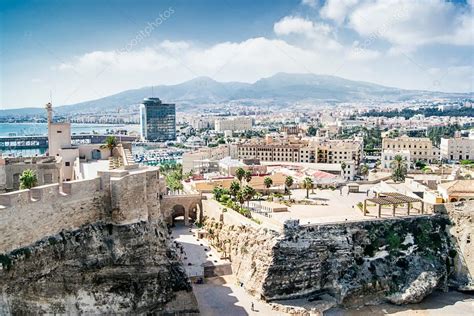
left=440, top=136, right=474, bottom=162
left=182, top=144, right=238, bottom=173
left=381, top=149, right=411, bottom=169
left=215, top=117, right=253, bottom=132
left=382, top=135, right=439, bottom=166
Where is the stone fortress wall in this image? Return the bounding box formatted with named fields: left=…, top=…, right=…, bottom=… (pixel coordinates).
left=0, top=167, right=161, bottom=254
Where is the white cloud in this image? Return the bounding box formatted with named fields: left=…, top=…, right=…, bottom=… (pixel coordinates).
left=274, top=16, right=317, bottom=36
left=301, top=0, right=317, bottom=8
left=320, top=0, right=359, bottom=24
left=348, top=0, right=473, bottom=49
left=273, top=16, right=342, bottom=51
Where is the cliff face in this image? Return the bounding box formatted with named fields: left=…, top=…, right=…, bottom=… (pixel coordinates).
left=0, top=221, right=198, bottom=315
left=444, top=201, right=474, bottom=289
left=204, top=215, right=454, bottom=306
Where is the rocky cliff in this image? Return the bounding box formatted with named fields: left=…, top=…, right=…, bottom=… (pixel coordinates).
left=443, top=201, right=474, bottom=289
left=0, top=221, right=198, bottom=315
left=204, top=215, right=454, bottom=307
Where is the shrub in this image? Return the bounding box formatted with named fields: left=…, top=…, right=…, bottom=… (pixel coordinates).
left=251, top=218, right=262, bottom=225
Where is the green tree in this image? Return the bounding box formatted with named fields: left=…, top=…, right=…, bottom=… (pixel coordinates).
left=307, top=125, right=318, bottom=136
left=341, top=162, right=347, bottom=178
left=242, top=185, right=256, bottom=207
left=302, top=177, right=314, bottom=199
left=285, top=176, right=294, bottom=198
left=229, top=180, right=240, bottom=200
left=244, top=170, right=252, bottom=184
left=391, top=154, right=408, bottom=182
left=236, top=190, right=245, bottom=208
left=360, top=164, right=369, bottom=179
left=415, top=160, right=427, bottom=170
left=101, top=135, right=118, bottom=155
left=263, top=177, right=273, bottom=195
left=19, top=169, right=38, bottom=189
left=213, top=186, right=224, bottom=201
left=235, top=167, right=245, bottom=184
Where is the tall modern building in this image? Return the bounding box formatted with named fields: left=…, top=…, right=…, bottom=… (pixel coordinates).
left=140, top=98, right=176, bottom=142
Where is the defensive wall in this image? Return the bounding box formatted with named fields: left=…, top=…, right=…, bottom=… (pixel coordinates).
left=0, top=167, right=161, bottom=253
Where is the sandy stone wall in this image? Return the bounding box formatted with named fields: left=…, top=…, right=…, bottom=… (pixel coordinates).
left=0, top=167, right=161, bottom=254
left=0, top=179, right=107, bottom=253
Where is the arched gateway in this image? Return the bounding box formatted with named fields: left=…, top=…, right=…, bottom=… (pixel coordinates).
left=160, top=194, right=203, bottom=226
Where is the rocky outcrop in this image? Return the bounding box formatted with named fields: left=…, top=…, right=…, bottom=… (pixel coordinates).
left=204, top=215, right=454, bottom=307
left=0, top=221, right=198, bottom=315
left=442, top=201, right=474, bottom=290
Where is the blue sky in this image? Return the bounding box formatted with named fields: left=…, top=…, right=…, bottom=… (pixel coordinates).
left=1, top=0, right=473, bottom=108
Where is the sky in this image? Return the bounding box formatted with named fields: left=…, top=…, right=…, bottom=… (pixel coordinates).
left=0, top=0, right=473, bottom=109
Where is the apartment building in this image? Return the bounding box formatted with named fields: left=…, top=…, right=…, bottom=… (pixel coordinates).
left=237, top=133, right=363, bottom=167
left=189, top=116, right=215, bottom=130
left=382, top=135, right=439, bottom=167
left=311, top=138, right=363, bottom=166
left=440, top=136, right=474, bottom=162
left=215, top=117, right=253, bottom=132
left=182, top=144, right=237, bottom=173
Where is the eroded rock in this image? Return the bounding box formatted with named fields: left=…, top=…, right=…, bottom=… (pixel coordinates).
left=0, top=221, right=198, bottom=315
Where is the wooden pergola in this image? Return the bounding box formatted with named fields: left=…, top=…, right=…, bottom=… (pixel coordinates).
left=363, top=192, right=424, bottom=218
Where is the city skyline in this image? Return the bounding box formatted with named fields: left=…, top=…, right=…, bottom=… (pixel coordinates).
left=1, top=0, right=473, bottom=109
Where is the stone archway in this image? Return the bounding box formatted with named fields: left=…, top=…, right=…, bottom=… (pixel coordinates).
left=450, top=198, right=458, bottom=202
left=171, top=204, right=185, bottom=225
left=160, top=194, right=204, bottom=226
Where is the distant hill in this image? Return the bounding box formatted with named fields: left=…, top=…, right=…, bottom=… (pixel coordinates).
left=2, top=73, right=472, bottom=116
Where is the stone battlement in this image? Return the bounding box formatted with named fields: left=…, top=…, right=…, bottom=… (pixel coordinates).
left=0, top=167, right=161, bottom=253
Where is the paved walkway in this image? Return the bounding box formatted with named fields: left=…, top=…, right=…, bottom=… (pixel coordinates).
left=192, top=275, right=285, bottom=316
left=171, top=223, right=228, bottom=278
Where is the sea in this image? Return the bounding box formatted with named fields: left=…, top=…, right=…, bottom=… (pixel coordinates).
left=0, top=123, right=140, bottom=137
left=0, top=123, right=140, bottom=156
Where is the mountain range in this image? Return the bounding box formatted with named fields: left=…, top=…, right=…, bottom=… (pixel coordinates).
left=1, top=73, right=472, bottom=116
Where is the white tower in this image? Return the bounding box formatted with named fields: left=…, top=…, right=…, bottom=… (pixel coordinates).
left=45, top=102, right=53, bottom=124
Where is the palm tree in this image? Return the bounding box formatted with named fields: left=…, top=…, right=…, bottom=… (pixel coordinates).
left=242, top=185, right=256, bottom=207
left=285, top=176, right=294, bottom=199
left=244, top=170, right=252, bottom=184
left=341, top=162, right=347, bottom=179
left=302, top=177, right=313, bottom=199
left=360, top=164, right=369, bottom=179
left=19, top=169, right=38, bottom=189
left=236, top=190, right=245, bottom=208
left=391, top=154, right=408, bottom=182
left=235, top=167, right=245, bottom=184
left=263, top=177, right=273, bottom=195
left=229, top=180, right=240, bottom=200
left=101, top=135, right=118, bottom=156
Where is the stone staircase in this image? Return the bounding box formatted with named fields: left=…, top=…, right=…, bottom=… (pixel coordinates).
left=108, top=156, right=124, bottom=170
left=124, top=148, right=134, bottom=165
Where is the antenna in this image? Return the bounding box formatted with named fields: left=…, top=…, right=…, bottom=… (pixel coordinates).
left=49, top=90, right=53, bottom=104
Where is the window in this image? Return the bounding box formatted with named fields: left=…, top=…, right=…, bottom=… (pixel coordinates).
left=57, top=130, right=62, bottom=133
left=65, top=162, right=70, bottom=167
